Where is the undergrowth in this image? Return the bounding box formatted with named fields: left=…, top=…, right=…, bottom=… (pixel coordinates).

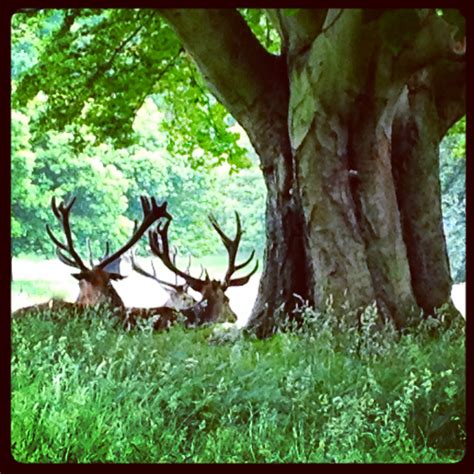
left=11, top=302, right=465, bottom=463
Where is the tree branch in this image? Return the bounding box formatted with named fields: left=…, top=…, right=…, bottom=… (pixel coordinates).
left=394, top=11, right=465, bottom=82
left=158, top=9, right=288, bottom=137
left=431, top=60, right=465, bottom=138
left=85, top=15, right=149, bottom=89
left=265, top=9, right=327, bottom=55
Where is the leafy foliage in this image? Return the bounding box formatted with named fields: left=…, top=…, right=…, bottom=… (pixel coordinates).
left=11, top=94, right=266, bottom=258
left=12, top=9, right=249, bottom=170
left=238, top=9, right=281, bottom=54
left=11, top=9, right=267, bottom=259
left=11, top=305, right=465, bottom=463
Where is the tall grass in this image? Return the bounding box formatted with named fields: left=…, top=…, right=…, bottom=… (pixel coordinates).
left=11, top=304, right=465, bottom=463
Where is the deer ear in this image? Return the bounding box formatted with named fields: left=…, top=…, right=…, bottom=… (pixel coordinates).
left=73, top=271, right=96, bottom=282
left=109, top=272, right=126, bottom=280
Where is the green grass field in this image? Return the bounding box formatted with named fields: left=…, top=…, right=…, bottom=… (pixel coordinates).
left=11, top=304, right=465, bottom=463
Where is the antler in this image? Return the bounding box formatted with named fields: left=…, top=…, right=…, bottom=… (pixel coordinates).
left=130, top=249, right=186, bottom=292
left=149, top=220, right=208, bottom=292
left=46, top=196, right=89, bottom=272
left=208, top=212, right=259, bottom=289
left=98, top=196, right=171, bottom=270
left=86, top=237, right=111, bottom=267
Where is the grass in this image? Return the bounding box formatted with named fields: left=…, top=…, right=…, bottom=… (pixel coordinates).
left=10, top=303, right=466, bottom=464
left=12, top=280, right=68, bottom=300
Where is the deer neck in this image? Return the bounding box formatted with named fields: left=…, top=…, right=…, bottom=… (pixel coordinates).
left=197, top=286, right=227, bottom=323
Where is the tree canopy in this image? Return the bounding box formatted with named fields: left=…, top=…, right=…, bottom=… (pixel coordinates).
left=11, top=9, right=272, bottom=259
left=11, top=8, right=465, bottom=332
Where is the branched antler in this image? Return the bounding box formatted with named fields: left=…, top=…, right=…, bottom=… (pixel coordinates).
left=98, top=196, right=171, bottom=270
left=46, top=196, right=89, bottom=272
left=149, top=210, right=258, bottom=291
left=149, top=220, right=207, bottom=292
left=208, top=212, right=259, bottom=288
left=130, top=249, right=187, bottom=292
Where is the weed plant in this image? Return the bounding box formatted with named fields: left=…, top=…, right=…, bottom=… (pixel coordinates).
left=11, top=302, right=465, bottom=463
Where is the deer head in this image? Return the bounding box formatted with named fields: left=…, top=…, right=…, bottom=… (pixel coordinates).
left=46, top=195, right=171, bottom=308
left=148, top=211, right=258, bottom=324
left=129, top=249, right=197, bottom=310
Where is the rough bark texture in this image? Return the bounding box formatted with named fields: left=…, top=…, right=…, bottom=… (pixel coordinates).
left=248, top=132, right=312, bottom=337
left=392, top=64, right=465, bottom=314
left=286, top=10, right=418, bottom=326
left=160, top=9, right=313, bottom=336
left=160, top=9, right=465, bottom=336
left=350, top=99, right=418, bottom=326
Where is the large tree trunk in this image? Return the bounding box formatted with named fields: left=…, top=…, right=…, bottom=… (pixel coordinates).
left=392, top=62, right=465, bottom=315
left=284, top=10, right=419, bottom=328
left=159, top=10, right=314, bottom=337
left=248, top=135, right=312, bottom=337
left=160, top=9, right=465, bottom=337
left=392, top=80, right=452, bottom=313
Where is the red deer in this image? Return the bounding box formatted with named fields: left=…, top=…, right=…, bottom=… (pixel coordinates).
left=148, top=211, right=259, bottom=326
left=130, top=249, right=198, bottom=310
left=13, top=195, right=171, bottom=317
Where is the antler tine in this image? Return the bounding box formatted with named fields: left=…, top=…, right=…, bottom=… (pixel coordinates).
left=209, top=212, right=248, bottom=286
left=234, top=249, right=256, bottom=272
left=50, top=196, right=61, bottom=220
left=102, top=241, right=111, bottom=261
left=149, top=218, right=207, bottom=292
left=56, top=248, right=83, bottom=268
left=226, top=259, right=259, bottom=288
left=130, top=240, right=186, bottom=292
left=131, top=249, right=164, bottom=283
left=86, top=237, right=95, bottom=267
left=208, top=212, right=240, bottom=250
left=172, top=246, right=179, bottom=286
left=64, top=196, right=77, bottom=211
left=198, top=263, right=207, bottom=280
left=46, top=224, right=69, bottom=252
left=130, top=248, right=152, bottom=278
left=98, top=196, right=171, bottom=270
left=47, top=196, right=89, bottom=272
left=150, top=258, right=157, bottom=277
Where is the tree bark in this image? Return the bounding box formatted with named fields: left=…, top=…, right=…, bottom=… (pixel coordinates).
left=285, top=9, right=420, bottom=327
left=160, top=8, right=465, bottom=335
left=160, top=9, right=313, bottom=336
left=392, top=63, right=465, bottom=314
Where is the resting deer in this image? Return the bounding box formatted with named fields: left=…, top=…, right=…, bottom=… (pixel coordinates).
left=130, top=249, right=198, bottom=310
left=13, top=195, right=171, bottom=318
left=148, top=211, right=259, bottom=326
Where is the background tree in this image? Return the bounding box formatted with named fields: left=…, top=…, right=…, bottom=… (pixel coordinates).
left=12, top=9, right=465, bottom=336
left=440, top=117, right=466, bottom=283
